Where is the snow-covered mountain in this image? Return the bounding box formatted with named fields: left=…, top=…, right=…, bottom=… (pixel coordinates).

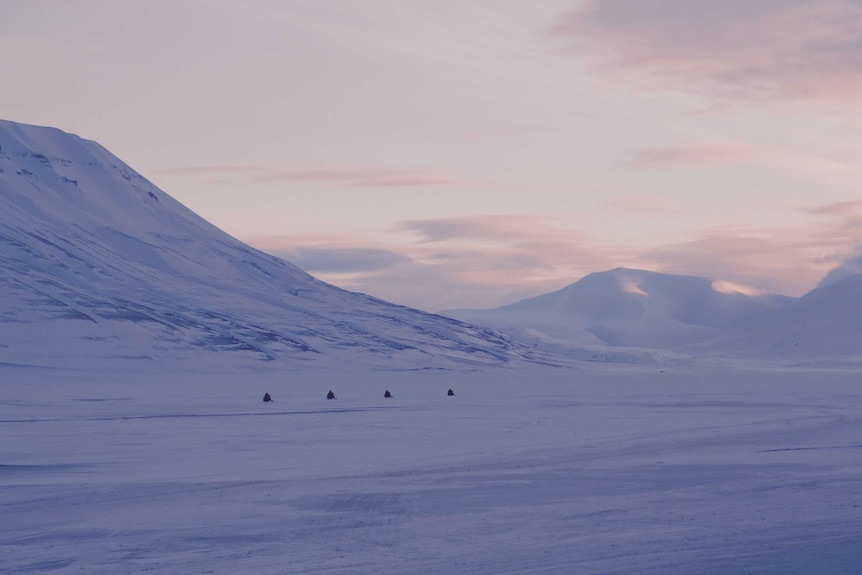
left=443, top=268, right=794, bottom=360
left=445, top=266, right=862, bottom=366
left=0, top=120, right=539, bottom=370
left=704, top=273, right=862, bottom=365
left=7, top=119, right=861, bottom=370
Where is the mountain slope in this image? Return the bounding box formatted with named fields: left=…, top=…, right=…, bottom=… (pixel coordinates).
left=705, top=274, right=862, bottom=364
left=444, top=268, right=793, bottom=356
left=0, top=120, right=538, bottom=370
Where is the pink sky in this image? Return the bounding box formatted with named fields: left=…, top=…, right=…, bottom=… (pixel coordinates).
left=4, top=0, right=862, bottom=311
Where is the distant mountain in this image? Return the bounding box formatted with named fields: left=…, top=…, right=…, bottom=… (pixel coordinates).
left=0, top=120, right=540, bottom=370
left=443, top=268, right=794, bottom=359
left=706, top=273, right=862, bottom=365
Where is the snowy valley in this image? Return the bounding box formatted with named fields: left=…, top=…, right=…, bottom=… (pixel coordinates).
left=2, top=121, right=862, bottom=574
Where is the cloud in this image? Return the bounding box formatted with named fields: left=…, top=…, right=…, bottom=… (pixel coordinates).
left=549, top=0, right=862, bottom=103
left=604, top=195, right=677, bottom=214
left=807, top=199, right=862, bottom=219
left=809, top=200, right=862, bottom=286
left=248, top=202, right=862, bottom=310
left=627, top=144, right=747, bottom=169
left=640, top=200, right=862, bottom=295
left=253, top=237, right=569, bottom=311
left=819, top=249, right=862, bottom=287
left=398, top=214, right=586, bottom=244
left=150, top=165, right=262, bottom=177
left=151, top=165, right=462, bottom=188
left=267, top=246, right=410, bottom=274
left=396, top=215, right=601, bottom=278
left=624, top=141, right=862, bottom=194
left=254, top=168, right=461, bottom=188
left=639, top=234, right=822, bottom=296
left=804, top=199, right=862, bottom=249
left=395, top=215, right=623, bottom=297
left=398, top=205, right=862, bottom=303
left=247, top=215, right=624, bottom=310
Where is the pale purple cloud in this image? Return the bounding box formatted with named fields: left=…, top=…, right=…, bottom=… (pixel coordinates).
left=247, top=200, right=862, bottom=309
left=549, top=0, right=862, bottom=103
left=640, top=234, right=819, bottom=296
left=398, top=214, right=586, bottom=244
left=809, top=200, right=862, bottom=286
left=248, top=215, right=626, bottom=309
left=626, top=141, right=862, bottom=192
left=252, top=238, right=574, bottom=311
left=267, top=246, right=410, bottom=274
left=819, top=248, right=862, bottom=287
left=805, top=200, right=862, bottom=248
left=604, top=195, right=678, bottom=214
left=640, top=200, right=862, bottom=295
left=254, top=168, right=461, bottom=188
left=151, top=165, right=462, bottom=188
left=627, top=144, right=747, bottom=169
left=808, top=199, right=862, bottom=219
left=150, top=165, right=262, bottom=177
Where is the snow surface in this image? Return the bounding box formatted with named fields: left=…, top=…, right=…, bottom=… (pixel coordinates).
left=2, top=364, right=862, bottom=574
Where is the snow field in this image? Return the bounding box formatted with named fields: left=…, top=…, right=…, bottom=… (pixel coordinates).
left=2, top=365, right=862, bottom=574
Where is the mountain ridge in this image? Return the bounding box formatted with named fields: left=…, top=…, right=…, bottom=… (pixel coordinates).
left=444, top=265, right=862, bottom=366
left=443, top=267, right=794, bottom=350
left=0, top=119, right=543, bottom=370
left=5, top=119, right=862, bottom=370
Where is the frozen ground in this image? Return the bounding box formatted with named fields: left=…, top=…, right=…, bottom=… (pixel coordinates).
left=2, top=364, right=862, bottom=574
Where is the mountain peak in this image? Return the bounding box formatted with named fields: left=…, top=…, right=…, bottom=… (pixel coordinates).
left=444, top=267, right=793, bottom=355
left=710, top=279, right=769, bottom=297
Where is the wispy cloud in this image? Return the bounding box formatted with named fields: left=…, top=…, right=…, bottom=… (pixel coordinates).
left=820, top=248, right=862, bottom=287
left=150, top=165, right=262, bottom=177
left=548, top=0, right=862, bottom=103
left=627, top=143, right=747, bottom=169
left=248, top=215, right=635, bottom=310
left=151, top=165, right=463, bottom=188
left=266, top=246, right=410, bottom=274
left=254, top=168, right=461, bottom=188
left=398, top=214, right=574, bottom=244
left=604, top=195, right=678, bottom=214
left=248, top=202, right=862, bottom=310
left=640, top=200, right=862, bottom=295
left=804, top=199, right=862, bottom=247
left=807, top=199, right=862, bottom=219
left=640, top=234, right=822, bottom=296
left=625, top=140, right=862, bottom=192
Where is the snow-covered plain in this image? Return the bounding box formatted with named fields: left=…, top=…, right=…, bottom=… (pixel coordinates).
left=3, top=363, right=862, bottom=574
